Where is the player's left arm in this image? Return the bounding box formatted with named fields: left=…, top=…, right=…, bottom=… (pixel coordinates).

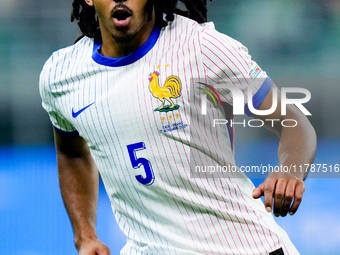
left=252, top=83, right=317, bottom=217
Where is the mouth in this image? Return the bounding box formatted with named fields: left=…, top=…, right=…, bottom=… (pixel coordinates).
left=112, top=7, right=132, bottom=27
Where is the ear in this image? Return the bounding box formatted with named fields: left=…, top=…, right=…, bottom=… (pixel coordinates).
left=84, top=0, right=94, bottom=7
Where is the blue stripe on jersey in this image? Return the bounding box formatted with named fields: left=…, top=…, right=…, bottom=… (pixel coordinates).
left=244, top=76, right=273, bottom=116
left=92, top=26, right=161, bottom=67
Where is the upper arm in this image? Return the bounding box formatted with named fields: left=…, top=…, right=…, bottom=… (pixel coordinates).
left=54, top=129, right=91, bottom=158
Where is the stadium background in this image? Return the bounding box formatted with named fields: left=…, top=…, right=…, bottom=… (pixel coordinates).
left=0, top=0, right=339, bottom=254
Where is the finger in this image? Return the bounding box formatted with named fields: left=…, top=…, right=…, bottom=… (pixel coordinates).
left=252, top=182, right=265, bottom=199
left=289, top=181, right=305, bottom=215
left=281, top=180, right=295, bottom=217
left=273, top=179, right=287, bottom=217
left=264, top=178, right=277, bottom=213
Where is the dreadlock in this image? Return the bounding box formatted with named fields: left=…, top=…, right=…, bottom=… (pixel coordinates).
left=70, top=0, right=212, bottom=39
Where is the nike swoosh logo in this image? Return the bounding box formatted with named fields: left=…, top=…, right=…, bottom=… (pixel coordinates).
left=72, top=102, right=95, bottom=118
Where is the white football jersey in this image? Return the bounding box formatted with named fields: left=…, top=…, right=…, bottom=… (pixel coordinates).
left=40, top=15, right=298, bottom=255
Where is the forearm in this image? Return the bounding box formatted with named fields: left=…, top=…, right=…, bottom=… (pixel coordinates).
left=277, top=106, right=317, bottom=180
left=57, top=152, right=99, bottom=248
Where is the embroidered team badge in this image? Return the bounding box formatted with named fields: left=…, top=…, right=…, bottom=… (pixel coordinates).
left=148, top=71, right=182, bottom=112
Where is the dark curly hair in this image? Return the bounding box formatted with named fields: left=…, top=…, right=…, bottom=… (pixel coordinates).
left=71, top=0, right=212, bottom=39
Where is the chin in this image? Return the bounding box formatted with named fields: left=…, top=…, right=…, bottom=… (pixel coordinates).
left=111, top=32, right=137, bottom=44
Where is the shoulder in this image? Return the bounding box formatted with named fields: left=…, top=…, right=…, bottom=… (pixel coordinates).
left=41, top=36, right=93, bottom=73
left=162, top=14, right=208, bottom=40
left=199, top=22, right=247, bottom=53
left=164, top=15, right=245, bottom=51
left=39, top=36, right=93, bottom=90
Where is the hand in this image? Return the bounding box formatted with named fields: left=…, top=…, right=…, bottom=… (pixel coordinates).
left=77, top=238, right=111, bottom=255
left=252, top=171, right=305, bottom=217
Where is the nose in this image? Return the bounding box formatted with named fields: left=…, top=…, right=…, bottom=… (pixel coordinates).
left=114, top=0, right=127, bottom=2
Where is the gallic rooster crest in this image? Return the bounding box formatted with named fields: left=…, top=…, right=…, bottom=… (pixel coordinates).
left=148, top=71, right=182, bottom=112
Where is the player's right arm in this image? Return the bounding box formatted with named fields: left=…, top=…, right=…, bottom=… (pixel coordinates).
left=54, top=130, right=110, bottom=255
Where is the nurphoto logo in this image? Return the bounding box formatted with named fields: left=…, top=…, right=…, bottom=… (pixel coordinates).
left=199, top=80, right=311, bottom=128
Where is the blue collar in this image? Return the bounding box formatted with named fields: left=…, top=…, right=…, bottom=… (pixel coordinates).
left=92, top=26, right=161, bottom=67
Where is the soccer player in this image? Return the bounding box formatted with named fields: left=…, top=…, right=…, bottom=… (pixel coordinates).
left=39, top=0, right=316, bottom=254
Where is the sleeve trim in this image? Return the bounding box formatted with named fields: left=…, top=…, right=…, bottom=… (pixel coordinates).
left=244, top=77, right=273, bottom=117
left=54, top=127, right=79, bottom=138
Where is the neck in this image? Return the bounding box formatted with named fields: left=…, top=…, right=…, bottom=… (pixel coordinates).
left=99, top=15, right=156, bottom=58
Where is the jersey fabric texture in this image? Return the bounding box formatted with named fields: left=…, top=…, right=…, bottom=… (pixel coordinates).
left=40, top=15, right=299, bottom=255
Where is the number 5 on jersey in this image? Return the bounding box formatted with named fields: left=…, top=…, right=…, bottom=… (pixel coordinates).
left=127, top=142, right=155, bottom=186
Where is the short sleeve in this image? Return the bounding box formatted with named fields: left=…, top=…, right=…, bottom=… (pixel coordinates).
left=200, top=23, right=272, bottom=116
left=39, top=55, right=79, bottom=137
